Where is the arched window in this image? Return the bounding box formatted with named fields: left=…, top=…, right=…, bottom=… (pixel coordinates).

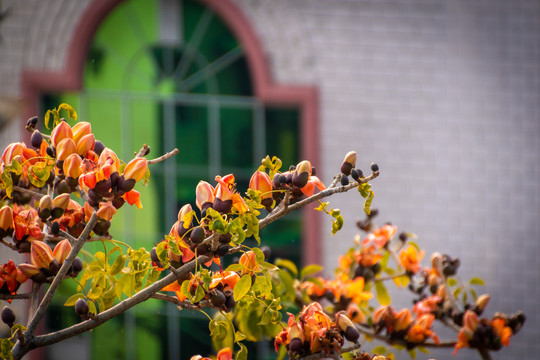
left=28, top=0, right=318, bottom=358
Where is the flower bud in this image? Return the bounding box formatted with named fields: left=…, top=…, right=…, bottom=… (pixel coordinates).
left=463, top=310, right=479, bottom=331
left=288, top=322, right=305, bottom=342
left=123, top=190, right=142, bottom=209
left=50, top=121, right=73, bottom=148
left=71, top=122, right=92, bottom=145
left=63, top=153, right=82, bottom=179
left=292, top=160, right=311, bottom=188
left=1, top=306, right=15, bottom=326
left=98, top=148, right=120, bottom=173
left=51, top=193, right=70, bottom=219
left=96, top=201, right=117, bottom=222
left=394, top=308, right=412, bottom=332
left=18, top=263, right=40, bottom=278
left=2, top=142, right=24, bottom=166
left=196, top=181, right=215, bottom=212
left=76, top=133, right=95, bottom=157
left=75, top=298, right=89, bottom=317
left=0, top=205, right=14, bottom=237
left=475, top=294, right=490, bottom=314
left=216, top=347, right=233, bottom=360
left=56, top=138, right=77, bottom=161
left=31, top=130, right=44, bottom=149
left=346, top=303, right=366, bottom=324
left=249, top=171, right=273, bottom=199
left=123, top=158, right=148, bottom=182
left=336, top=311, right=360, bottom=342
left=239, top=251, right=259, bottom=275
left=190, top=226, right=205, bottom=244
left=52, top=239, right=72, bottom=264
left=31, top=241, right=55, bottom=269
left=340, top=151, right=357, bottom=176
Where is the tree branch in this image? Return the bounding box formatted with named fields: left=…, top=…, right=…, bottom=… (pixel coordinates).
left=298, top=343, right=363, bottom=360
left=12, top=253, right=211, bottom=359
left=259, top=172, right=379, bottom=230
left=147, top=148, right=179, bottom=164
left=0, top=293, right=29, bottom=300
left=0, top=238, right=18, bottom=251
left=25, top=212, right=98, bottom=336
left=12, top=186, right=47, bottom=199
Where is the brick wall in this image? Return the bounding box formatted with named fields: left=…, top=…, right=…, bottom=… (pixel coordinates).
left=235, top=0, right=540, bottom=358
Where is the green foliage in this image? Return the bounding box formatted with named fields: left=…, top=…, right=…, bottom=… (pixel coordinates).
left=44, top=103, right=77, bottom=129
left=357, top=183, right=374, bottom=215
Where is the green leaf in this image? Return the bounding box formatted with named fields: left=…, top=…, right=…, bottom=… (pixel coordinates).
left=373, top=346, right=387, bottom=355
left=226, top=264, right=245, bottom=272
left=1, top=171, right=13, bottom=198
left=109, top=254, right=125, bottom=276
left=234, top=274, right=252, bottom=301
left=236, top=343, right=248, bottom=360
left=64, top=293, right=85, bottom=306
left=259, top=262, right=278, bottom=271
left=234, top=331, right=246, bottom=343
left=88, top=300, right=97, bottom=315
left=447, top=277, right=457, bottom=287
left=417, top=346, right=429, bottom=354
left=375, top=281, right=391, bottom=306
left=58, top=103, right=78, bottom=121
left=276, top=345, right=287, bottom=360
left=300, top=264, right=323, bottom=280
left=469, top=277, right=485, bottom=286
left=252, top=247, right=265, bottom=264
left=0, top=338, right=13, bottom=360
left=274, top=258, right=298, bottom=277
left=407, top=349, right=416, bottom=359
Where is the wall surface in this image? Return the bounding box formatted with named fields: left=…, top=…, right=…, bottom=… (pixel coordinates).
left=1, top=0, right=539, bottom=359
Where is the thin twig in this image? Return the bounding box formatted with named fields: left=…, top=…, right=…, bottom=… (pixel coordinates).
left=375, top=272, right=408, bottom=282
left=356, top=326, right=456, bottom=348
left=432, top=256, right=460, bottom=312
left=151, top=293, right=212, bottom=310
left=12, top=253, right=212, bottom=359
left=147, top=148, right=179, bottom=164
left=0, top=293, right=30, bottom=300
left=478, top=348, right=492, bottom=360
left=298, top=343, right=362, bottom=360
left=25, top=212, right=98, bottom=336
left=259, top=172, right=379, bottom=230
left=12, top=186, right=46, bottom=199
left=0, top=238, right=18, bottom=251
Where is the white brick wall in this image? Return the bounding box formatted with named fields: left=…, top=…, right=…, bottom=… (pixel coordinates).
left=0, top=0, right=539, bottom=358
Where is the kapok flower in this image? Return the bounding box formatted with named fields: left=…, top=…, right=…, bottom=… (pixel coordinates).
left=214, top=175, right=248, bottom=213
left=362, top=224, right=397, bottom=248
left=50, top=121, right=73, bottom=148
left=31, top=241, right=55, bottom=269
left=340, top=151, right=357, bottom=176
left=346, top=303, right=366, bottom=324
left=98, top=148, right=120, bottom=174
left=412, top=295, right=442, bottom=317
left=216, top=348, right=233, bottom=360
left=76, top=133, right=95, bottom=157
left=239, top=250, right=259, bottom=275
left=0, top=260, right=27, bottom=295
left=407, top=314, right=439, bottom=344
left=63, top=153, right=82, bottom=179
left=209, top=271, right=240, bottom=289
left=394, top=308, right=412, bottom=332
left=96, top=201, right=117, bottom=221
left=123, top=158, right=148, bottom=182
left=52, top=239, right=72, bottom=264
left=122, top=190, right=142, bottom=209
left=399, top=245, right=425, bottom=274
left=71, top=122, right=92, bottom=145
left=195, top=181, right=215, bottom=212
left=0, top=205, right=14, bottom=238
left=356, top=245, right=383, bottom=267
left=13, top=206, right=42, bottom=241
left=55, top=138, right=77, bottom=161
left=249, top=171, right=273, bottom=200
left=345, top=276, right=373, bottom=303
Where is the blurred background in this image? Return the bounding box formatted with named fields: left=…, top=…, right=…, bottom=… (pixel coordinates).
left=0, top=0, right=538, bottom=359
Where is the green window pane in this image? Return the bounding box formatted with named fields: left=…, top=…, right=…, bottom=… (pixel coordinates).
left=220, top=107, right=254, bottom=168
left=265, top=108, right=300, bottom=166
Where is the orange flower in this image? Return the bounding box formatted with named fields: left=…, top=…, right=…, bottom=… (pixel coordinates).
left=0, top=205, right=14, bottom=237
left=209, top=271, right=240, bottom=289
left=412, top=295, right=442, bottom=317
left=52, top=239, right=72, bottom=264
left=50, top=121, right=73, bottom=148
left=0, top=260, right=27, bottom=294
left=239, top=251, right=259, bottom=275
left=123, top=158, right=148, bottom=182
left=362, top=224, right=397, bottom=248
left=216, top=348, right=233, bottom=360
left=13, top=206, right=42, bottom=241
left=71, top=122, right=92, bottom=145
left=214, top=175, right=248, bottom=213
left=63, top=153, right=82, bottom=179
left=55, top=138, right=77, bottom=161
left=345, top=276, right=373, bottom=303
left=394, top=308, right=412, bottom=332
left=399, top=245, right=425, bottom=274
left=96, top=201, right=117, bottom=221
left=249, top=171, right=273, bottom=199
left=161, top=280, right=187, bottom=302
left=407, top=314, right=439, bottom=344
left=195, top=181, right=215, bottom=212
left=356, top=245, right=383, bottom=267
left=492, top=318, right=512, bottom=347
left=31, top=241, right=55, bottom=269
left=76, top=133, right=95, bottom=157
left=123, top=190, right=142, bottom=209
